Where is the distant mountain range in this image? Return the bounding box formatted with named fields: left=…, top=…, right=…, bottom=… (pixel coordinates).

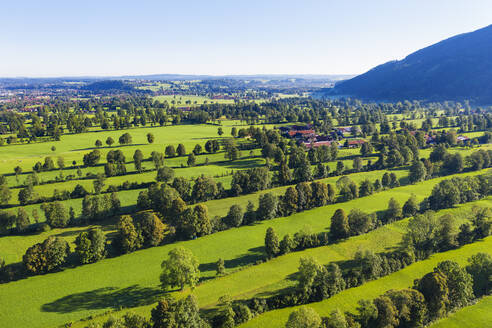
left=0, top=74, right=353, bottom=82
left=117, top=74, right=354, bottom=81
left=332, top=24, right=492, bottom=104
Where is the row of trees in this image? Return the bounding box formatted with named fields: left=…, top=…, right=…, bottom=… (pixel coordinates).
left=84, top=140, right=222, bottom=173
left=135, top=170, right=404, bottom=246
left=244, top=174, right=401, bottom=230
left=84, top=294, right=207, bottom=328
left=423, top=172, right=492, bottom=211
left=0, top=175, right=11, bottom=207
left=1, top=190, right=123, bottom=238
left=263, top=177, right=491, bottom=264
left=263, top=195, right=410, bottom=261
left=113, top=212, right=166, bottom=254
left=18, top=211, right=165, bottom=277
left=403, top=207, right=492, bottom=260
left=32, top=156, right=66, bottom=173
left=227, top=206, right=492, bottom=328
left=285, top=253, right=492, bottom=328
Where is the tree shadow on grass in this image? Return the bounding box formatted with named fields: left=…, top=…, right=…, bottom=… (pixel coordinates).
left=191, top=136, right=223, bottom=140
left=52, top=217, right=121, bottom=239
left=41, top=285, right=163, bottom=313
left=254, top=284, right=297, bottom=299
left=198, top=246, right=265, bottom=274
left=214, top=158, right=264, bottom=169
left=71, top=144, right=148, bottom=152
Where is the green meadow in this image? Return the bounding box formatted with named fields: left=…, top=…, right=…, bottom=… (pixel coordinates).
left=1, top=109, right=491, bottom=328
left=430, top=295, right=492, bottom=328
left=0, top=167, right=400, bottom=265
left=0, top=167, right=489, bottom=328
left=241, top=214, right=492, bottom=328
left=0, top=123, right=268, bottom=176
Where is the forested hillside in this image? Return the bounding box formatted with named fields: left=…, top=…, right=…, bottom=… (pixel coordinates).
left=333, top=24, right=492, bottom=103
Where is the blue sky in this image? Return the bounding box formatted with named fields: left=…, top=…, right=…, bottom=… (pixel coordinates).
left=1, top=0, right=491, bottom=77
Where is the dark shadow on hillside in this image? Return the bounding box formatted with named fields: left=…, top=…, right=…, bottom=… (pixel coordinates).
left=71, top=144, right=148, bottom=152
left=254, top=285, right=297, bottom=299
left=53, top=223, right=117, bottom=238
left=398, top=175, right=410, bottom=186
left=52, top=229, right=86, bottom=238
left=388, top=166, right=411, bottom=172
left=41, top=285, right=163, bottom=313
left=198, top=246, right=265, bottom=273
left=191, top=136, right=223, bottom=140
left=214, top=158, right=263, bottom=169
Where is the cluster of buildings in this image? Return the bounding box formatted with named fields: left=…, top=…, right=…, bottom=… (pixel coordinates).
left=408, top=130, right=470, bottom=145
left=278, top=125, right=366, bottom=149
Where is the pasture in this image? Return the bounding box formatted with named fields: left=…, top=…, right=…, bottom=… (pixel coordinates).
left=430, top=295, right=492, bottom=328
left=242, top=200, right=492, bottom=328
left=0, top=168, right=489, bottom=328
left=0, top=100, right=491, bottom=328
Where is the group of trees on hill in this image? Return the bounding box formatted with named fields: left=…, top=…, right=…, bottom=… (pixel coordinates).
left=2, top=210, right=162, bottom=280
left=423, top=173, right=492, bottom=211
left=136, top=171, right=403, bottom=244
left=2, top=93, right=492, bottom=150
left=0, top=190, right=122, bottom=235
left=222, top=203, right=492, bottom=328
left=285, top=251, right=492, bottom=328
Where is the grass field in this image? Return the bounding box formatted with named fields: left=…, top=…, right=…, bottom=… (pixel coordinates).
left=0, top=123, right=271, bottom=176
left=242, top=199, right=492, bottom=327
left=0, top=168, right=489, bottom=328
left=0, top=160, right=391, bottom=266
left=72, top=196, right=492, bottom=328
left=1, top=113, right=491, bottom=328
left=153, top=95, right=236, bottom=105
left=430, top=295, right=492, bottom=328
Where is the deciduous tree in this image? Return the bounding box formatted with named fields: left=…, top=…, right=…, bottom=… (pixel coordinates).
left=160, top=247, right=199, bottom=290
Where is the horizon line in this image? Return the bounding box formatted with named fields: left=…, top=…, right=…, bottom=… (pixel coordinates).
left=0, top=73, right=357, bottom=80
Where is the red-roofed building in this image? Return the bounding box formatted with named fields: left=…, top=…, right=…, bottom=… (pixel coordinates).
left=288, top=129, right=315, bottom=137
left=338, top=127, right=352, bottom=134
left=347, top=139, right=366, bottom=148
left=302, top=140, right=333, bottom=149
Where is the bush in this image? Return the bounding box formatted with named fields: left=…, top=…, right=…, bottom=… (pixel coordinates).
left=23, top=237, right=70, bottom=274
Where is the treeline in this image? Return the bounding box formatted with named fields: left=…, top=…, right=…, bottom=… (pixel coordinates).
left=136, top=169, right=402, bottom=243
left=262, top=200, right=401, bottom=261
left=284, top=252, right=492, bottom=328
left=0, top=210, right=166, bottom=283
left=422, top=172, right=492, bottom=211
left=262, top=171, right=492, bottom=263
left=141, top=163, right=492, bottom=245
left=77, top=205, right=492, bottom=328
left=0, top=190, right=123, bottom=235
left=210, top=206, right=492, bottom=328
left=407, top=148, right=492, bottom=183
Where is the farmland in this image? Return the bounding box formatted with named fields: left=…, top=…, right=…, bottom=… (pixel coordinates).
left=1, top=170, right=490, bottom=328
left=4, top=4, right=492, bottom=327
left=1, top=90, right=492, bottom=328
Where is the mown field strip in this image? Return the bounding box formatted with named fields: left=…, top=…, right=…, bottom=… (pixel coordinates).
left=0, top=169, right=487, bottom=328
left=429, top=295, right=492, bottom=328
left=241, top=209, right=492, bottom=327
